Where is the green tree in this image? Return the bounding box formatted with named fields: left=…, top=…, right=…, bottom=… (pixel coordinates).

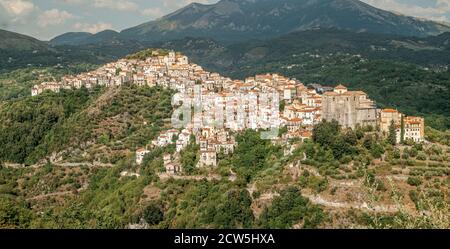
left=400, top=115, right=405, bottom=144
left=388, top=120, right=397, bottom=145
left=331, top=136, right=350, bottom=160
left=180, top=141, right=200, bottom=174
left=258, top=187, right=324, bottom=229
left=143, top=202, right=164, bottom=225
left=232, top=130, right=281, bottom=182
left=213, top=189, right=254, bottom=228
left=312, top=120, right=340, bottom=148
left=342, top=129, right=358, bottom=146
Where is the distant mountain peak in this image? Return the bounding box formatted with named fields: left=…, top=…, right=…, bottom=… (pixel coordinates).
left=0, top=29, right=48, bottom=50
left=53, top=0, right=450, bottom=46
left=119, top=0, right=450, bottom=43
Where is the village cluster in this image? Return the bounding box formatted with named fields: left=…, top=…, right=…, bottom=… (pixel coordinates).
left=31, top=50, right=425, bottom=175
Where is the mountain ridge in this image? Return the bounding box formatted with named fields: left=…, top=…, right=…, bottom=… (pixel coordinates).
left=49, top=30, right=122, bottom=46
left=119, top=0, right=450, bottom=42
left=0, top=29, right=49, bottom=50
left=44, top=0, right=450, bottom=46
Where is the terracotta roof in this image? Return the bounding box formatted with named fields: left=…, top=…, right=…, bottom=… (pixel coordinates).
left=382, top=109, right=398, bottom=113
left=300, top=131, right=312, bottom=137
left=324, top=92, right=339, bottom=96
left=335, top=84, right=347, bottom=89
left=136, top=148, right=146, bottom=153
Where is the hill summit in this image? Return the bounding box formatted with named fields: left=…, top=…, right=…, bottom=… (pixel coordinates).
left=120, top=0, right=450, bottom=43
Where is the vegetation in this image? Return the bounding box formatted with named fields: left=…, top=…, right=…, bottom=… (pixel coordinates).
left=180, top=138, right=200, bottom=174
left=258, top=187, right=324, bottom=229
left=230, top=130, right=282, bottom=183
left=126, top=49, right=170, bottom=60
left=143, top=202, right=164, bottom=225
left=0, top=87, right=101, bottom=164
left=1, top=114, right=448, bottom=228
left=0, top=65, right=98, bottom=101
left=31, top=85, right=174, bottom=164
left=388, top=120, right=397, bottom=145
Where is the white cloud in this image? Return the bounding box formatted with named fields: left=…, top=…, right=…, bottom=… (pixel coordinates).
left=0, top=0, right=34, bottom=16
left=93, top=0, right=138, bottom=11
left=58, top=0, right=85, bottom=4
left=139, top=0, right=217, bottom=19
left=0, top=0, right=36, bottom=27
left=73, top=22, right=113, bottom=34
left=362, top=0, right=450, bottom=22
left=37, top=9, right=75, bottom=27
left=141, top=7, right=164, bottom=18
left=162, top=0, right=216, bottom=9
left=436, top=0, right=450, bottom=12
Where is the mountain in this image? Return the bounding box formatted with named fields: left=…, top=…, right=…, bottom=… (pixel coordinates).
left=426, top=31, right=450, bottom=50
left=119, top=0, right=450, bottom=43
left=0, top=29, right=140, bottom=72
left=154, top=29, right=450, bottom=73
left=49, top=32, right=93, bottom=46
left=0, top=29, right=48, bottom=50
left=49, top=30, right=122, bottom=46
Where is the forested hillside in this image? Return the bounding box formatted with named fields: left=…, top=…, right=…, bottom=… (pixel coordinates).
left=1, top=121, right=448, bottom=228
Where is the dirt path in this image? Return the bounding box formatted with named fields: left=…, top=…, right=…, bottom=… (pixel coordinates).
left=3, top=160, right=114, bottom=169
left=158, top=173, right=222, bottom=181
left=52, top=161, right=114, bottom=168
left=301, top=191, right=399, bottom=213
left=26, top=191, right=73, bottom=201
left=26, top=182, right=88, bottom=201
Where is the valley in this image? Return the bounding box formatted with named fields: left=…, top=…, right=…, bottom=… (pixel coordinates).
left=0, top=0, right=449, bottom=230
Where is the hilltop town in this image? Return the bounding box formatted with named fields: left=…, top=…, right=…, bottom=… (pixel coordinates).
left=31, top=49, right=425, bottom=175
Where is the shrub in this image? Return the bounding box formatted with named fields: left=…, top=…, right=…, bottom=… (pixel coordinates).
left=429, top=155, right=442, bottom=162
left=370, top=144, right=385, bottom=159
left=413, top=144, right=423, bottom=151
left=402, top=151, right=410, bottom=160
left=409, top=148, right=418, bottom=158
left=416, top=152, right=427, bottom=161
left=339, top=155, right=352, bottom=164
left=427, top=145, right=443, bottom=156
left=258, top=187, right=324, bottom=229
left=407, top=177, right=422, bottom=187
left=392, top=148, right=401, bottom=159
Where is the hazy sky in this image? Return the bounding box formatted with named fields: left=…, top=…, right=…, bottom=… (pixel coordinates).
left=1, top=0, right=449, bottom=40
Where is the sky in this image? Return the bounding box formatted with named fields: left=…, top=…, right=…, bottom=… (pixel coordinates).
left=0, top=0, right=450, bottom=41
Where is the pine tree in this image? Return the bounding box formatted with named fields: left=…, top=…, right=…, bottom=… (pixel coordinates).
left=400, top=115, right=405, bottom=144
left=388, top=120, right=397, bottom=145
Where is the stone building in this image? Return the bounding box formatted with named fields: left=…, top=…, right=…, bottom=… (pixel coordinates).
left=163, top=153, right=182, bottom=175
left=378, top=109, right=425, bottom=143
left=380, top=109, right=402, bottom=134
left=321, top=84, right=378, bottom=129
left=135, top=148, right=150, bottom=165
left=400, top=116, right=425, bottom=143
left=199, top=149, right=217, bottom=167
